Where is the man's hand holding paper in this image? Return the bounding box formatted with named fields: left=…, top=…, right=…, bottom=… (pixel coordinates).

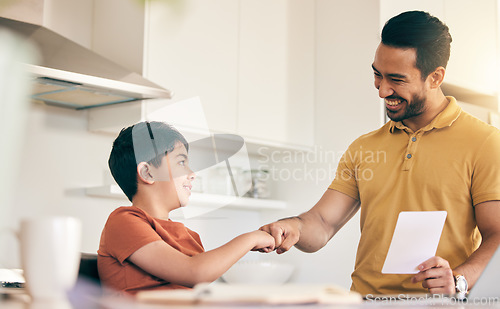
left=381, top=211, right=453, bottom=293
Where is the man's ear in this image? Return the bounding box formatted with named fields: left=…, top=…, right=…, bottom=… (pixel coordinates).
left=428, top=66, right=446, bottom=89
left=137, top=162, right=155, bottom=184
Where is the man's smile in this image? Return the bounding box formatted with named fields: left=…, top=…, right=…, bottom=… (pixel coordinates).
left=385, top=98, right=405, bottom=111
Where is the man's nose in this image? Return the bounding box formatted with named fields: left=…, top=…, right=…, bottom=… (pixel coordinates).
left=377, top=79, right=394, bottom=98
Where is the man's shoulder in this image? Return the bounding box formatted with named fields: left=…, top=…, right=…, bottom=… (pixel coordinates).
left=456, top=110, right=500, bottom=140
left=350, top=122, right=392, bottom=146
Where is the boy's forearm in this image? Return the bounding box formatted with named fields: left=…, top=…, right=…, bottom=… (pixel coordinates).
left=188, top=232, right=258, bottom=284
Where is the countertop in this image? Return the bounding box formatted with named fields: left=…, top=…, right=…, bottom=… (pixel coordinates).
left=2, top=279, right=499, bottom=309
left=2, top=294, right=500, bottom=309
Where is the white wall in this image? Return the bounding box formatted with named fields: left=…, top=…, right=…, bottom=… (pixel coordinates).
left=0, top=104, right=118, bottom=268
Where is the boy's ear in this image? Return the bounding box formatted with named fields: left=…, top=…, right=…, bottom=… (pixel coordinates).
left=137, top=162, right=155, bottom=184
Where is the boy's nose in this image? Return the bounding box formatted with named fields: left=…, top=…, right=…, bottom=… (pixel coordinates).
left=188, top=169, right=196, bottom=180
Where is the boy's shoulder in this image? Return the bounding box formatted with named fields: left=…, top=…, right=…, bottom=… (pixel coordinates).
left=110, top=205, right=143, bottom=215
left=106, top=206, right=151, bottom=225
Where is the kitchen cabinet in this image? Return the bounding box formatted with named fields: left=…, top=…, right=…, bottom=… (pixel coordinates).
left=144, top=0, right=239, bottom=134
left=142, top=0, right=315, bottom=148
left=89, top=0, right=314, bottom=150
left=379, top=0, right=500, bottom=110
left=236, top=0, right=314, bottom=148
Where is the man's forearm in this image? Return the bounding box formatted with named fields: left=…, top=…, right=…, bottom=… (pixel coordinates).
left=454, top=234, right=500, bottom=288
left=293, top=212, right=334, bottom=253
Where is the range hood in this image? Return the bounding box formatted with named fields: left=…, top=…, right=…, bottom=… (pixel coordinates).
left=0, top=17, right=172, bottom=110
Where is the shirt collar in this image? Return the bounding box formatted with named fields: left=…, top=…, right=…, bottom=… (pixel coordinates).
left=389, top=96, right=461, bottom=133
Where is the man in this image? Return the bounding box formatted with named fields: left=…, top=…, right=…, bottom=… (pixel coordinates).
left=260, top=11, right=500, bottom=296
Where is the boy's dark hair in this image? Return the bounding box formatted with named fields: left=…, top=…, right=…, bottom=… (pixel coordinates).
left=381, top=10, right=452, bottom=80
left=108, top=121, right=189, bottom=202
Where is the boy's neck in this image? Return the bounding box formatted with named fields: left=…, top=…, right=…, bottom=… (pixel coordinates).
left=132, top=190, right=177, bottom=220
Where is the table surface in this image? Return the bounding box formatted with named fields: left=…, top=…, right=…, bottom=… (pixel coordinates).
left=2, top=293, right=500, bottom=309
left=2, top=281, right=499, bottom=309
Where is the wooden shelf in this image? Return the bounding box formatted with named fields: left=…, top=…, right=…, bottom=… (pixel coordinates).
left=85, top=185, right=286, bottom=211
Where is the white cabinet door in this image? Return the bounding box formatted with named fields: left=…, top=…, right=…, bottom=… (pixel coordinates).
left=143, top=0, right=314, bottom=148
left=144, top=0, right=239, bottom=133
left=237, top=0, right=314, bottom=147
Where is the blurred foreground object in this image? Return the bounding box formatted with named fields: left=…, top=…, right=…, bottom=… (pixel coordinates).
left=0, top=27, right=38, bottom=265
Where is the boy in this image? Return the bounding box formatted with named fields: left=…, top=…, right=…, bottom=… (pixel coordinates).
left=98, top=121, right=275, bottom=295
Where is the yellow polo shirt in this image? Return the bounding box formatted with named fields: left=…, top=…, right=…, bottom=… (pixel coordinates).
left=329, top=97, right=500, bottom=295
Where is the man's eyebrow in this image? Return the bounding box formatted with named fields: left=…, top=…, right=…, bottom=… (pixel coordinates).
left=371, top=64, right=407, bottom=79
left=176, top=154, right=188, bottom=159
left=388, top=73, right=407, bottom=79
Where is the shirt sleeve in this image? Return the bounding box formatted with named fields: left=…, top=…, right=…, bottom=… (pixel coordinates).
left=102, top=208, right=162, bottom=265
left=471, top=129, right=500, bottom=206
left=329, top=142, right=361, bottom=201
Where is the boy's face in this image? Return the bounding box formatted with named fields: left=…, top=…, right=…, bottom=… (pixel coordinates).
left=152, top=142, right=195, bottom=208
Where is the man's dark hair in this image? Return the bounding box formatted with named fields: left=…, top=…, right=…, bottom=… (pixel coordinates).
left=108, top=121, right=189, bottom=202
left=381, top=10, right=452, bottom=79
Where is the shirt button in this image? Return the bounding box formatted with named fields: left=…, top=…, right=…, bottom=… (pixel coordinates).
left=411, top=137, right=417, bottom=142
left=407, top=154, right=412, bottom=159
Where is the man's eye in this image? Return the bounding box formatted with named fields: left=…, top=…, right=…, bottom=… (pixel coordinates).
left=179, top=160, right=185, bottom=166
left=392, top=79, right=404, bottom=83
left=373, top=72, right=381, bottom=77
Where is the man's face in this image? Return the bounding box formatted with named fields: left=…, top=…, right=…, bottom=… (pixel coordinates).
left=153, top=142, right=195, bottom=208
left=372, top=44, right=428, bottom=122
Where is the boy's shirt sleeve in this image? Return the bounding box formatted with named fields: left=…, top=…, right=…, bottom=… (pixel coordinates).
left=102, top=207, right=162, bottom=265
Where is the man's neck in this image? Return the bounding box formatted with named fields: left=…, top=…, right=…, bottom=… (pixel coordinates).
left=402, top=92, right=449, bottom=132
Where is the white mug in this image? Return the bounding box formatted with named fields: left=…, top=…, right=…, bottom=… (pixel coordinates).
left=19, top=216, right=82, bottom=300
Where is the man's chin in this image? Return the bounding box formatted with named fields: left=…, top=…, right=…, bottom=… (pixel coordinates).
left=386, top=111, right=404, bottom=122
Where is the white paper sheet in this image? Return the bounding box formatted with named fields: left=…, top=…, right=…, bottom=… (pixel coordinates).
left=381, top=211, right=447, bottom=274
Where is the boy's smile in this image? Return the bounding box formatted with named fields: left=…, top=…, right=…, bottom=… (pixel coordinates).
left=169, top=143, right=195, bottom=208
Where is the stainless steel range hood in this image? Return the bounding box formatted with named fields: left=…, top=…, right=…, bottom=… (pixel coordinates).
left=0, top=17, right=172, bottom=110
